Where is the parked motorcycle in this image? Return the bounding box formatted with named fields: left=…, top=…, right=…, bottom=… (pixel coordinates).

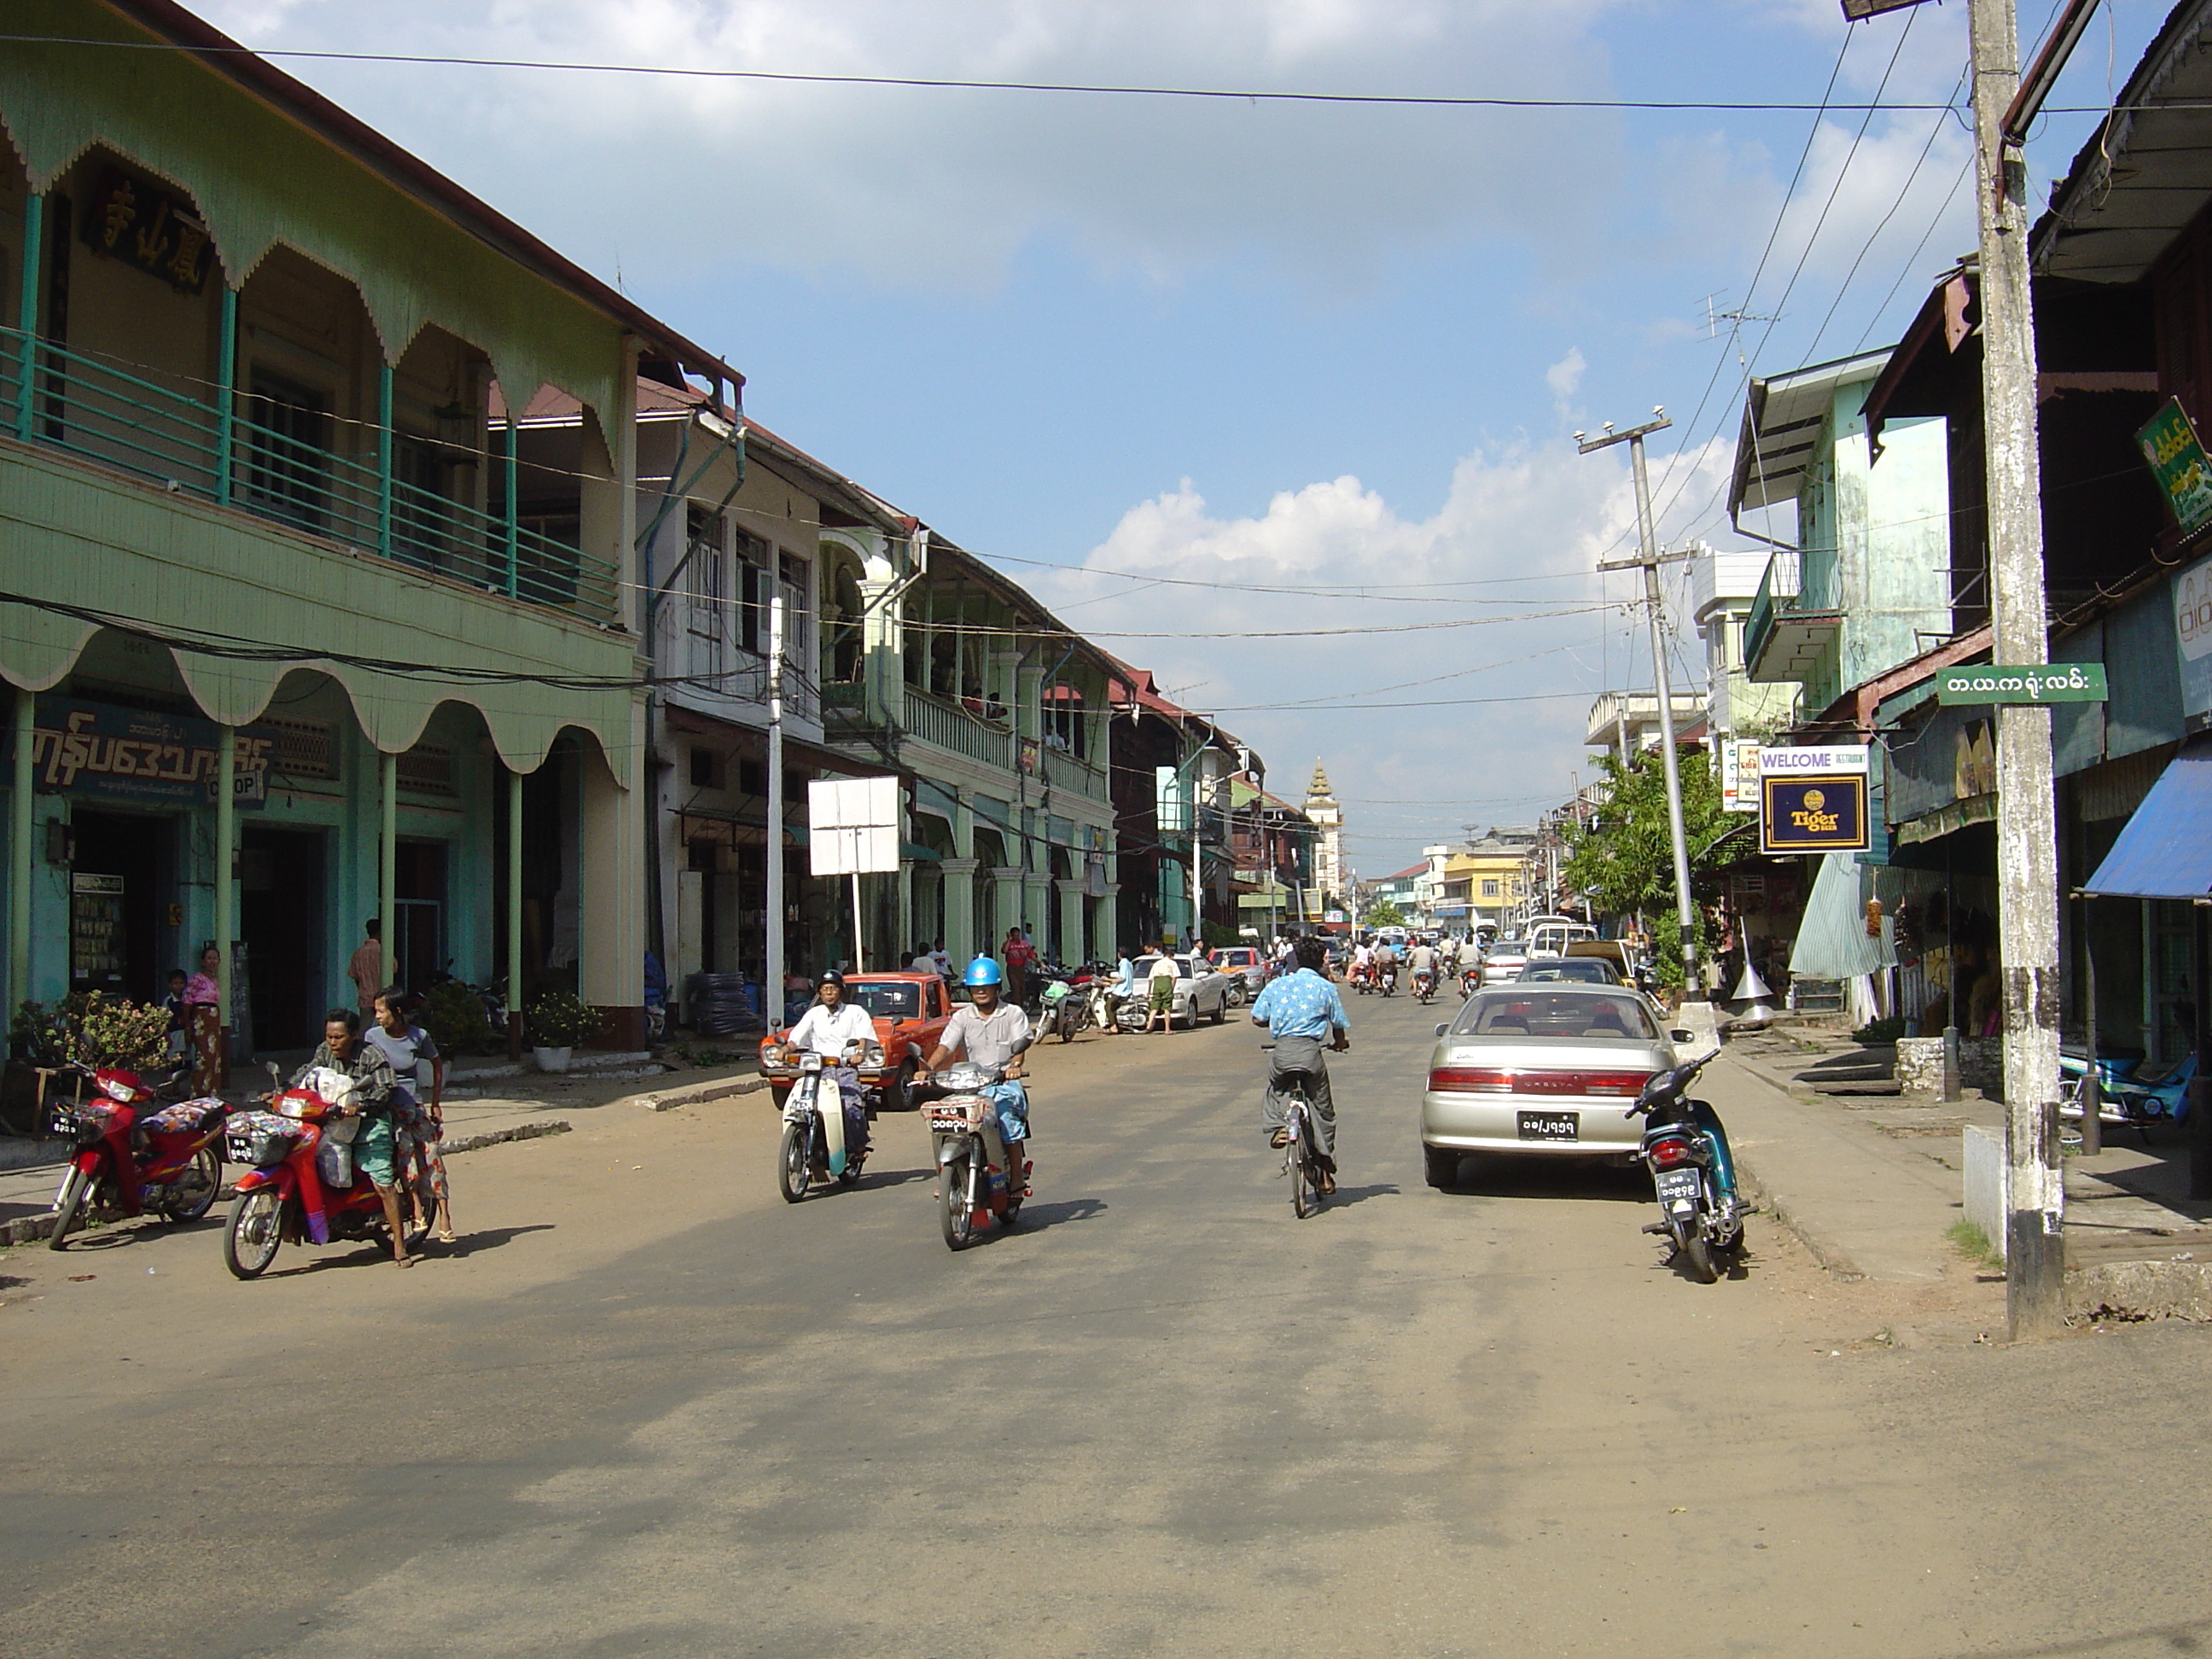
left=221, top=1065, right=416, bottom=1278
left=917, top=1046, right=1032, bottom=1251
left=1039, top=975, right=1093, bottom=1043
left=777, top=1041, right=878, bottom=1201
left=1627, top=1050, right=1745, bottom=1284
left=47, top=1065, right=227, bottom=1250
left=2059, top=1048, right=2195, bottom=1137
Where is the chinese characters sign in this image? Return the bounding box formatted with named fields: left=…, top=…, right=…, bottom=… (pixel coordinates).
left=82, top=166, right=216, bottom=294
left=2138, top=399, right=2212, bottom=534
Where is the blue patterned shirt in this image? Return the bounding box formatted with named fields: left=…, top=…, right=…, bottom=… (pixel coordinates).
left=1249, top=967, right=1350, bottom=1040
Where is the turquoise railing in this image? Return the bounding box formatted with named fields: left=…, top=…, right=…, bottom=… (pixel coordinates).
left=1043, top=745, right=1107, bottom=801
left=2, top=324, right=616, bottom=624
left=907, top=690, right=1015, bottom=768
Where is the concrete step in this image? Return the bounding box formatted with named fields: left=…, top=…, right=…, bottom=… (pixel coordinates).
left=0, top=1137, right=65, bottom=1173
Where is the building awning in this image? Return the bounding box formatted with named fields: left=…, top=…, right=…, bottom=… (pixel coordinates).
left=2083, top=738, right=2212, bottom=899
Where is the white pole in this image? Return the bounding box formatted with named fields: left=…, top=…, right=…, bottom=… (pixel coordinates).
left=850, top=867, right=864, bottom=973
left=766, top=596, right=784, bottom=1030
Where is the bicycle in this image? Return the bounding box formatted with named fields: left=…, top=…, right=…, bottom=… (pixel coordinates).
left=1263, top=1044, right=1330, bottom=1219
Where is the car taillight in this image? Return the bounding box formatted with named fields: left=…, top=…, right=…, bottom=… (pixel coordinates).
left=1429, top=1068, right=1514, bottom=1092
left=1648, top=1137, right=1694, bottom=1168
left=1581, top=1071, right=1654, bottom=1097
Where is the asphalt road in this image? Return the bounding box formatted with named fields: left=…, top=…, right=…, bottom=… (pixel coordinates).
left=6, top=988, right=2212, bottom=1657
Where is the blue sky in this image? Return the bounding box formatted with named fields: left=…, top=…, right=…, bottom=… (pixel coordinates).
left=204, top=0, right=2169, bottom=878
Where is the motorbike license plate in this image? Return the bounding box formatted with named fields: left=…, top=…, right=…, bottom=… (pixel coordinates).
left=928, top=1112, right=971, bottom=1134
left=1517, top=1111, right=1579, bottom=1142
left=1654, top=1167, right=1703, bottom=1212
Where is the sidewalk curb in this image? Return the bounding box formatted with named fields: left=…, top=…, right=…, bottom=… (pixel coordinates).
left=632, top=1077, right=769, bottom=1114
left=0, top=1119, right=573, bottom=1247
left=1730, top=1154, right=1868, bottom=1282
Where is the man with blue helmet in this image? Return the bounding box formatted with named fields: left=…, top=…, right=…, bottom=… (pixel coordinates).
left=916, top=956, right=1035, bottom=1194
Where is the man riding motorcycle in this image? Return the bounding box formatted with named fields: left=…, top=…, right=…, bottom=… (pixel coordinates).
left=1371, top=940, right=1400, bottom=993
left=784, top=969, right=876, bottom=1166
left=916, top=958, right=1034, bottom=1195
left=1251, top=937, right=1350, bottom=1194
left=1406, top=939, right=1441, bottom=997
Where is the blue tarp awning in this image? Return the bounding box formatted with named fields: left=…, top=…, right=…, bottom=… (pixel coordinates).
left=2084, top=738, right=2212, bottom=899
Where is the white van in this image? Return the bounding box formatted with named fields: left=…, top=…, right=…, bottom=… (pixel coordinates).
left=1526, top=917, right=1598, bottom=960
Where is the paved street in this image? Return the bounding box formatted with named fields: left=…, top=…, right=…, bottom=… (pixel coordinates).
left=6, top=996, right=2212, bottom=1658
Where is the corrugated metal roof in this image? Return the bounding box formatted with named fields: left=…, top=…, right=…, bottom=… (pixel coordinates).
left=1728, top=348, right=1894, bottom=515
left=2083, top=736, right=2212, bottom=897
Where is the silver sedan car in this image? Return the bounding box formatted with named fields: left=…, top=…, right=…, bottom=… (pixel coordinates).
left=1421, top=986, right=1682, bottom=1188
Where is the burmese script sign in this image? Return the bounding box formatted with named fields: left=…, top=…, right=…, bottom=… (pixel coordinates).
left=2139, top=399, right=2212, bottom=533
left=1934, top=664, right=2108, bottom=705
left=16, top=698, right=271, bottom=809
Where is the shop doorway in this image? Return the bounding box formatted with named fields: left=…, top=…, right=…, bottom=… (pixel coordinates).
left=240, top=827, right=325, bottom=1052
left=395, top=840, right=448, bottom=992
left=70, top=811, right=172, bottom=1001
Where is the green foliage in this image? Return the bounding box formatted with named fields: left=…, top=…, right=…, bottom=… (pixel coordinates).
left=11, top=993, right=172, bottom=1070
left=1853, top=1015, right=1909, bottom=1045
left=419, top=980, right=493, bottom=1056
left=1364, top=899, right=1406, bottom=928
left=1946, top=1219, right=2004, bottom=1271
left=525, top=991, right=604, bottom=1049
left=1563, top=747, right=1737, bottom=991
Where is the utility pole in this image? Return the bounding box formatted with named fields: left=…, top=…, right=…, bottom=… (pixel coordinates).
left=765, top=595, right=785, bottom=1033
left=1582, top=412, right=1704, bottom=1011
left=1846, top=0, right=2068, bottom=1337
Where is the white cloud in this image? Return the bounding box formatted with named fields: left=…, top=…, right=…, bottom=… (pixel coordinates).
left=1545, top=346, right=1587, bottom=402
left=195, top=0, right=1633, bottom=292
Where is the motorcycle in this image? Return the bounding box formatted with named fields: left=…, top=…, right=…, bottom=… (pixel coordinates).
left=776, top=1041, right=878, bottom=1201
left=1459, top=966, right=1480, bottom=999
left=1377, top=962, right=1399, bottom=998
left=47, top=1064, right=229, bottom=1249
left=1348, top=961, right=1374, bottom=997
left=1627, top=1051, right=1746, bottom=1284
left=2059, top=1049, right=2195, bottom=1137
left=221, top=1066, right=416, bottom=1278
left=1040, top=975, right=1093, bottom=1043
left=1412, top=966, right=1436, bottom=1004
left=917, top=1044, right=1032, bottom=1251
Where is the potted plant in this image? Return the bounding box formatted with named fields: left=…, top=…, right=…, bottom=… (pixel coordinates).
left=525, top=992, right=603, bottom=1073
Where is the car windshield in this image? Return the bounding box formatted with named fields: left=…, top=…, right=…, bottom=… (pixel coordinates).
left=847, top=981, right=920, bottom=1019
left=1517, top=961, right=1620, bottom=984
left=1449, top=990, right=1659, bottom=1041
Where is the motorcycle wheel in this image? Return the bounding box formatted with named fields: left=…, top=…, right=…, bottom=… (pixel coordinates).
left=776, top=1121, right=812, bottom=1203
left=1681, top=1229, right=1720, bottom=1284
left=1058, top=1006, right=1077, bottom=1044
left=838, top=1150, right=865, bottom=1189
left=224, top=1189, right=284, bottom=1279
left=940, top=1155, right=979, bottom=1250
left=46, top=1166, right=91, bottom=1251
left=161, top=1146, right=224, bottom=1222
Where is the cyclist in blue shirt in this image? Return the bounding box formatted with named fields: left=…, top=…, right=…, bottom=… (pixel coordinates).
left=1250, top=936, right=1351, bottom=1191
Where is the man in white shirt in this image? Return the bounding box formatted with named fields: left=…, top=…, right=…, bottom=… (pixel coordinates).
left=917, top=958, right=1035, bottom=1192
left=784, top=970, right=876, bottom=1160
left=908, top=940, right=938, bottom=974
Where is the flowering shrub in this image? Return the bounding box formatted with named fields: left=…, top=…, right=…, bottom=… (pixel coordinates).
left=525, top=991, right=603, bottom=1049
left=11, top=992, right=172, bottom=1069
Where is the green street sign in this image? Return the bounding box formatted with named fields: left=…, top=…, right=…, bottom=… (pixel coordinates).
left=1935, top=664, right=2108, bottom=705
left=2138, top=399, right=2212, bottom=533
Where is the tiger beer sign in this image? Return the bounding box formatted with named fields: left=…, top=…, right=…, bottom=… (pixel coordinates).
left=1758, top=746, right=1871, bottom=855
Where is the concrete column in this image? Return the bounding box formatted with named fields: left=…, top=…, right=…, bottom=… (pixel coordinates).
left=379, top=748, right=397, bottom=992
left=1016, top=662, right=1045, bottom=743
left=940, top=858, right=978, bottom=968
left=1057, top=877, right=1086, bottom=968
left=9, top=686, right=31, bottom=1014
left=1022, top=870, right=1052, bottom=954
left=989, top=866, right=1024, bottom=958
left=507, top=765, right=524, bottom=1058
left=217, top=726, right=237, bottom=1039
left=579, top=717, right=647, bottom=1045
left=897, top=859, right=915, bottom=959
left=1091, top=885, right=1121, bottom=965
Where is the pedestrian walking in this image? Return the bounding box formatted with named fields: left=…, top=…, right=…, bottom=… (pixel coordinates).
left=365, top=987, right=453, bottom=1245
left=347, top=918, right=385, bottom=1022
left=1145, top=944, right=1180, bottom=1033
left=183, top=945, right=223, bottom=1094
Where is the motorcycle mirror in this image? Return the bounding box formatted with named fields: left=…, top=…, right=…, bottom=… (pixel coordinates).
left=264, top=1060, right=281, bottom=1080
left=1010, top=1033, right=1033, bottom=1055
left=1670, top=1029, right=1695, bottom=1044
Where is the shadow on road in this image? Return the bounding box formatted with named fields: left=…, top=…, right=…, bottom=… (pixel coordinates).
left=1441, top=1159, right=1650, bottom=1205
left=1009, top=1196, right=1107, bottom=1232
left=1319, top=1182, right=1399, bottom=1210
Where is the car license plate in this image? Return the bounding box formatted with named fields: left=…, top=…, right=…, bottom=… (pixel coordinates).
left=1516, top=1111, right=1579, bottom=1142
left=1654, top=1167, right=1702, bottom=1211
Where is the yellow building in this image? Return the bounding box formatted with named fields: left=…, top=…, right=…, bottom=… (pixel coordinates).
left=1445, top=828, right=1536, bottom=937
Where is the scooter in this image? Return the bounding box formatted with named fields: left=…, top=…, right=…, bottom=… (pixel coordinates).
left=221, top=1067, right=416, bottom=1278
left=1412, top=966, right=1437, bottom=1004
left=47, top=1065, right=228, bottom=1250
left=1040, top=975, right=1093, bottom=1043
left=776, top=1041, right=878, bottom=1202
left=1459, top=966, right=1481, bottom=999
left=1378, top=962, right=1399, bottom=998
left=2060, top=1049, right=2196, bottom=1137
left=1348, top=962, right=1374, bottom=997
left=917, top=1043, right=1032, bottom=1251
left=1627, top=1051, right=1746, bottom=1284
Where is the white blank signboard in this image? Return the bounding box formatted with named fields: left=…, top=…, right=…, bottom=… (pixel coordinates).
left=807, top=777, right=900, bottom=876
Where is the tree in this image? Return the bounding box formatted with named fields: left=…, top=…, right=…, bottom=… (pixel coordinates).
left=1561, top=746, right=1742, bottom=991
left=1364, top=898, right=1406, bottom=928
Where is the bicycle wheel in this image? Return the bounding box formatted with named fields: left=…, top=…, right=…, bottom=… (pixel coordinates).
left=1289, top=1104, right=1313, bottom=1219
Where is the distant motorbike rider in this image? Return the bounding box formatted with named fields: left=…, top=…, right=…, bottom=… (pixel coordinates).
left=785, top=969, right=875, bottom=1163
left=1371, top=940, right=1400, bottom=990
left=1251, top=937, right=1351, bottom=1194
left=1407, top=939, right=1440, bottom=989
left=917, top=958, right=1035, bottom=1194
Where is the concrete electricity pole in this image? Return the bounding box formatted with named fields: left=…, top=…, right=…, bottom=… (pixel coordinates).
left=1846, top=0, right=2069, bottom=1336
left=765, top=595, right=786, bottom=1034
left=1581, top=413, right=1705, bottom=1011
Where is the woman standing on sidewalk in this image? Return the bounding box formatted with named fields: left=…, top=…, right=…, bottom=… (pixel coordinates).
left=183, top=945, right=224, bottom=1095
left=366, top=987, right=454, bottom=1245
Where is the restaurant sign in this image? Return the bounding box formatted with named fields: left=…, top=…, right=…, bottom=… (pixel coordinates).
left=1760, top=774, right=1871, bottom=855
left=15, top=697, right=272, bottom=809
left=2139, top=399, right=2212, bottom=534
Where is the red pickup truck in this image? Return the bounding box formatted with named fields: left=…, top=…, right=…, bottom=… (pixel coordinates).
left=757, top=972, right=953, bottom=1111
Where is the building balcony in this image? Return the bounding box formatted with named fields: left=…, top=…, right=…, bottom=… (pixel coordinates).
left=1744, top=550, right=1842, bottom=684
left=0, top=324, right=619, bottom=626
left=1041, top=744, right=1109, bottom=803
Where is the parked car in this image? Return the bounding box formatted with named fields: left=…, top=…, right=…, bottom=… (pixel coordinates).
left=1208, top=946, right=1267, bottom=1004
left=1420, top=986, right=1684, bottom=1187
left=1123, top=954, right=1235, bottom=1028
left=1478, top=937, right=1530, bottom=986
left=757, top=971, right=952, bottom=1111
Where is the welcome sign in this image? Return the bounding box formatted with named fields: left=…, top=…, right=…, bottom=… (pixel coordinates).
left=1757, top=745, right=1870, bottom=854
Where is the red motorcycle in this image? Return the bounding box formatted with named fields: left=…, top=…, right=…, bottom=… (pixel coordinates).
left=47, top=1067, right=228, bottom=1250
left=221, top=1068, right=411, bottom=1278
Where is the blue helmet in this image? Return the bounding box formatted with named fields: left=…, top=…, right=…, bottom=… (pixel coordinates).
left=964, top=956, right=1004, bottom=988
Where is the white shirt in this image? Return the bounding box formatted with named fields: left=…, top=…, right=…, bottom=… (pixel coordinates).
left=787, top=1001, right=876, bottom=1057
left=908, top=954, right=936, bottom=973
